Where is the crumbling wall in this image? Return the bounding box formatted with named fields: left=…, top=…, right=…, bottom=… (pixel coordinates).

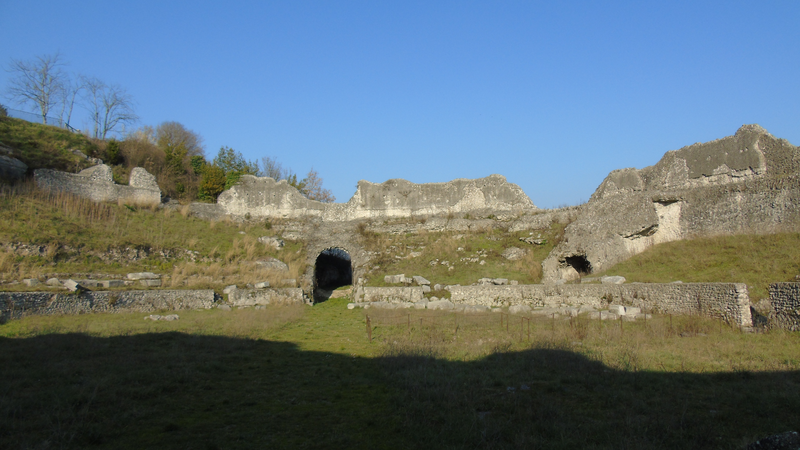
left=0, top=289, right=216, bottom=322
left=355, top=286, right=425, bottom=303
left=543, top=125, right=800, bottom=282
left=448, top=283, right=752, bottom=326
left=768, top=282, right=800, bottom=331
left=214, top=174, right=536, bottom=222
left=227, top=288, right=304, bottom=306
left=34, top=164, right=161, bottom=205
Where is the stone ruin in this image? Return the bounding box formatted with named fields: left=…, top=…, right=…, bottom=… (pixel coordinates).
left=24, top=124, right=800, bottom=328
left=542, top=124, right=800, bottom=283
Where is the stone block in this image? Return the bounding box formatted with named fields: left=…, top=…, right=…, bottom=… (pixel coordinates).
left=254, top=281, right=270, bottom=289
left=257, top=236, right=285, bottom=249
left=384, top=274, right=405, bottom=284
left=493, top=278, right=508, bottom=285
left=608, top=304, right=626, bottom=315
left=63, top=279, right=86, bottom=292
left=509, top=304, right=532, bottom=315
left=139, top=279, right=162, bottom=287
left=45, top=278, right=61, bottom=287
left=255, top=258, right=289, bottom=272
left=100, top=280, right=125, bottom=288
left=127, top=272, right=159, bottom=280
left=625, top=306, right=641, bottom=315
left=601, top=276, right=626, bottom=285
left=22, top=278, right=41, bottom=287
left=412, top=275, right=431, bottom=286
left=427, top=300, right=454, bottom=310
left=422, top=285, right=431, bottom=294
left=223, top=285, right=238, bottom=294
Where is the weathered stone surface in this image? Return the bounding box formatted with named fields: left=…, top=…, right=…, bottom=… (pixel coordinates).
left=769, top=283, right=800, bottom=331
left=100, top=280, right=124, bottom=288
left=127, top=272, right=159, bottom=280
left=254, top=281, right=270, bottom=289
left=427, top=300, right=454, bottom=310
left=228, top=288, right=304, bottom=306
left=357, top=286, right=424, bottom=304
left=543, top=125, right=800, bottom=283
left=145, top=314, right=179, bottom=321
left=63, top=279, right=85, bottom=292
left=0, top=289, right=216, bottom=322
left=601, top=276, right=626, bottom=285
left=139, top=279, right=161, bottom=287
left=509, top=304, right=532, bottom=315
left=35, top=164, right=161, bottom=205
left=501, top=247, right=526, bottom=261
left=0, top=154, right=27, bottom=180
left=447, top=282, right=752, bottom=326
left=45, top=278, right=61, bottom=287
left=255, top=257, right=289, bottom=272
left=384, top=274, right=406, bottom=284
left=22, top=278, right=40, bottom=287
left=412, top=275, right=431, bottom=286
left=214, top=174, right=536, bottom=221
left=520, top=237, right=546, bottom=245
left=222, top=285, right=237, bottom=294
left=746, top=431, right=800, bottom=450
left=257, top=236, right=285, bottom=249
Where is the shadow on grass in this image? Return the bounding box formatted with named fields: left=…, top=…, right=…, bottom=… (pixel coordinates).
left=1, top=332, right=798, bottom=449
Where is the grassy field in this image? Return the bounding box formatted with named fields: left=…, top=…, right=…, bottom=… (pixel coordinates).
left=594, top=232, right=800, bottom=301
left=1, top=300, right=798, bottom=449
left=0, top=117, right=99, bottom=173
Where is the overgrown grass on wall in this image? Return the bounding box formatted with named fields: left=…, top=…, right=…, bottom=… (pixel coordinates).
left=0, top=183, right=306, bottom=286
left=0, top=117, right=99, bottom=173
left=359, top=222, right=567, bottom=288
left=595, top=232, right=800, bottom=300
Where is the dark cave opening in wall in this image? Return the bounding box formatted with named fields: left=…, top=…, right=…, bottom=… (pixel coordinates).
left=565, top=255, right=592, bottom=275
left=314, top=248, right=353, bottom=301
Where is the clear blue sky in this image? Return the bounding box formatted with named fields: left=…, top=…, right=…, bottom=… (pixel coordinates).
left=2, top=1, right=798, bottom=208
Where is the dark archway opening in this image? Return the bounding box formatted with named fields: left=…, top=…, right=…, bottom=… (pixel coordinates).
left=565, top=255, right=592, bottom=275
left=313, top=248, right=352, bottom=303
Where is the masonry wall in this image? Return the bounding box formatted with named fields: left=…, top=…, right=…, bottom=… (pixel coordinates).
left=228, top=288, right=305, bottom=306
left=448, top=283, right=752, bottom=326
left=34, top=165, right=161, bottom=205
left=356, top=286, right=425, bottom=303
left=769, top=282, right=800, bottom=331
left=0, top=289, right=216, bottom=322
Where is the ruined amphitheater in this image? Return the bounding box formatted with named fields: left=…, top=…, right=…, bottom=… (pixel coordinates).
left=4, top=124, right=799, bottom=330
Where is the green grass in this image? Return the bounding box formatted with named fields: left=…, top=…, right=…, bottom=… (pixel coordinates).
left=0, top=117, right=99, bottom=173
left=595, top=232, right=800, bottom=300
left=1, top=301, right=798, bottom=449
left=361, top=223, right=566, bottom=288
left=0, top=185, right=306, bottom=285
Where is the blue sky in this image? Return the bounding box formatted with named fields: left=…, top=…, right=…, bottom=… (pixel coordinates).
left=2, top=1, right=798, bottom=208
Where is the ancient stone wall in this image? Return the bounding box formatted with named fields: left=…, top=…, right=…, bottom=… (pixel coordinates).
left=543, top=125, right=800, bottom=282
left=34, top=164, right=161, bottom=205
left=768, top=282, right=800, bottom=331
left=214, top=174, right=536, bottom=222
left=227, top=288, right=305, bottom=306
left=448, top=283, right=752, bottom=326
left=0, top=289, right=216, bottom=322
left=356, top=286, right=424, bottom=303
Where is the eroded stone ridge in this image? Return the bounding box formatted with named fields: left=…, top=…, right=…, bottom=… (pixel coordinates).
left=543, top=125, right=800, bottom=282
left=215, top=173, right=536, bottom=221
left=34, top=164, right=161, bottom=205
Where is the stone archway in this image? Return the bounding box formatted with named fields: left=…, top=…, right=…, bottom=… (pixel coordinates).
left=313, top=247, right=353, bottom=303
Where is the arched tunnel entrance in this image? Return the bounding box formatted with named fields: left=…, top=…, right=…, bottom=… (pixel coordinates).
left=313, top=248, right=353, bottom=303
left=565, top=254, right=592, bottom=276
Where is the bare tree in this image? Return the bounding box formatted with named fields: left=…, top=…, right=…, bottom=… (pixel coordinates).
left=260, top=155, right=289, bottom=180
left=4, top=53, right=67, bottom=124
left=99, top=84, right=137, bottom=139
left=58, top=76, right=86, bottom=129
left=302, top=168, right=336, bottom=203
left=81, top=77, right=138, bottom=139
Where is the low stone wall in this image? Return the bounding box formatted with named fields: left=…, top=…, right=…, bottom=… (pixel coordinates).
left=0, top=289, right=216, bottom=322
left=228, top=288, right=305, bottom=306
left=35, top=164, right=161, bottom=205
left=448, top=283, right=752, bottom=326
left=356, top=286, right=424, bottom=304
left=769, top=283, right=800, bottom=331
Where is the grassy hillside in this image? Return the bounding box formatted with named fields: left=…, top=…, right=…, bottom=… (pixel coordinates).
left=594, top=233, right=800, bottom=300
left=0, top=117, right=100, bottom=173
left=0, top=183, right=306, bottom=288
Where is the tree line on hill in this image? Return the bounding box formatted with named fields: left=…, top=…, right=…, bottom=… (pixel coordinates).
left=1, top=53, right=334, bottom=203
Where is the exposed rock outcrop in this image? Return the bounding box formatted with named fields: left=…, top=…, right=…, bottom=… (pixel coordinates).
left=543, top=125, right=800, bottom=282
